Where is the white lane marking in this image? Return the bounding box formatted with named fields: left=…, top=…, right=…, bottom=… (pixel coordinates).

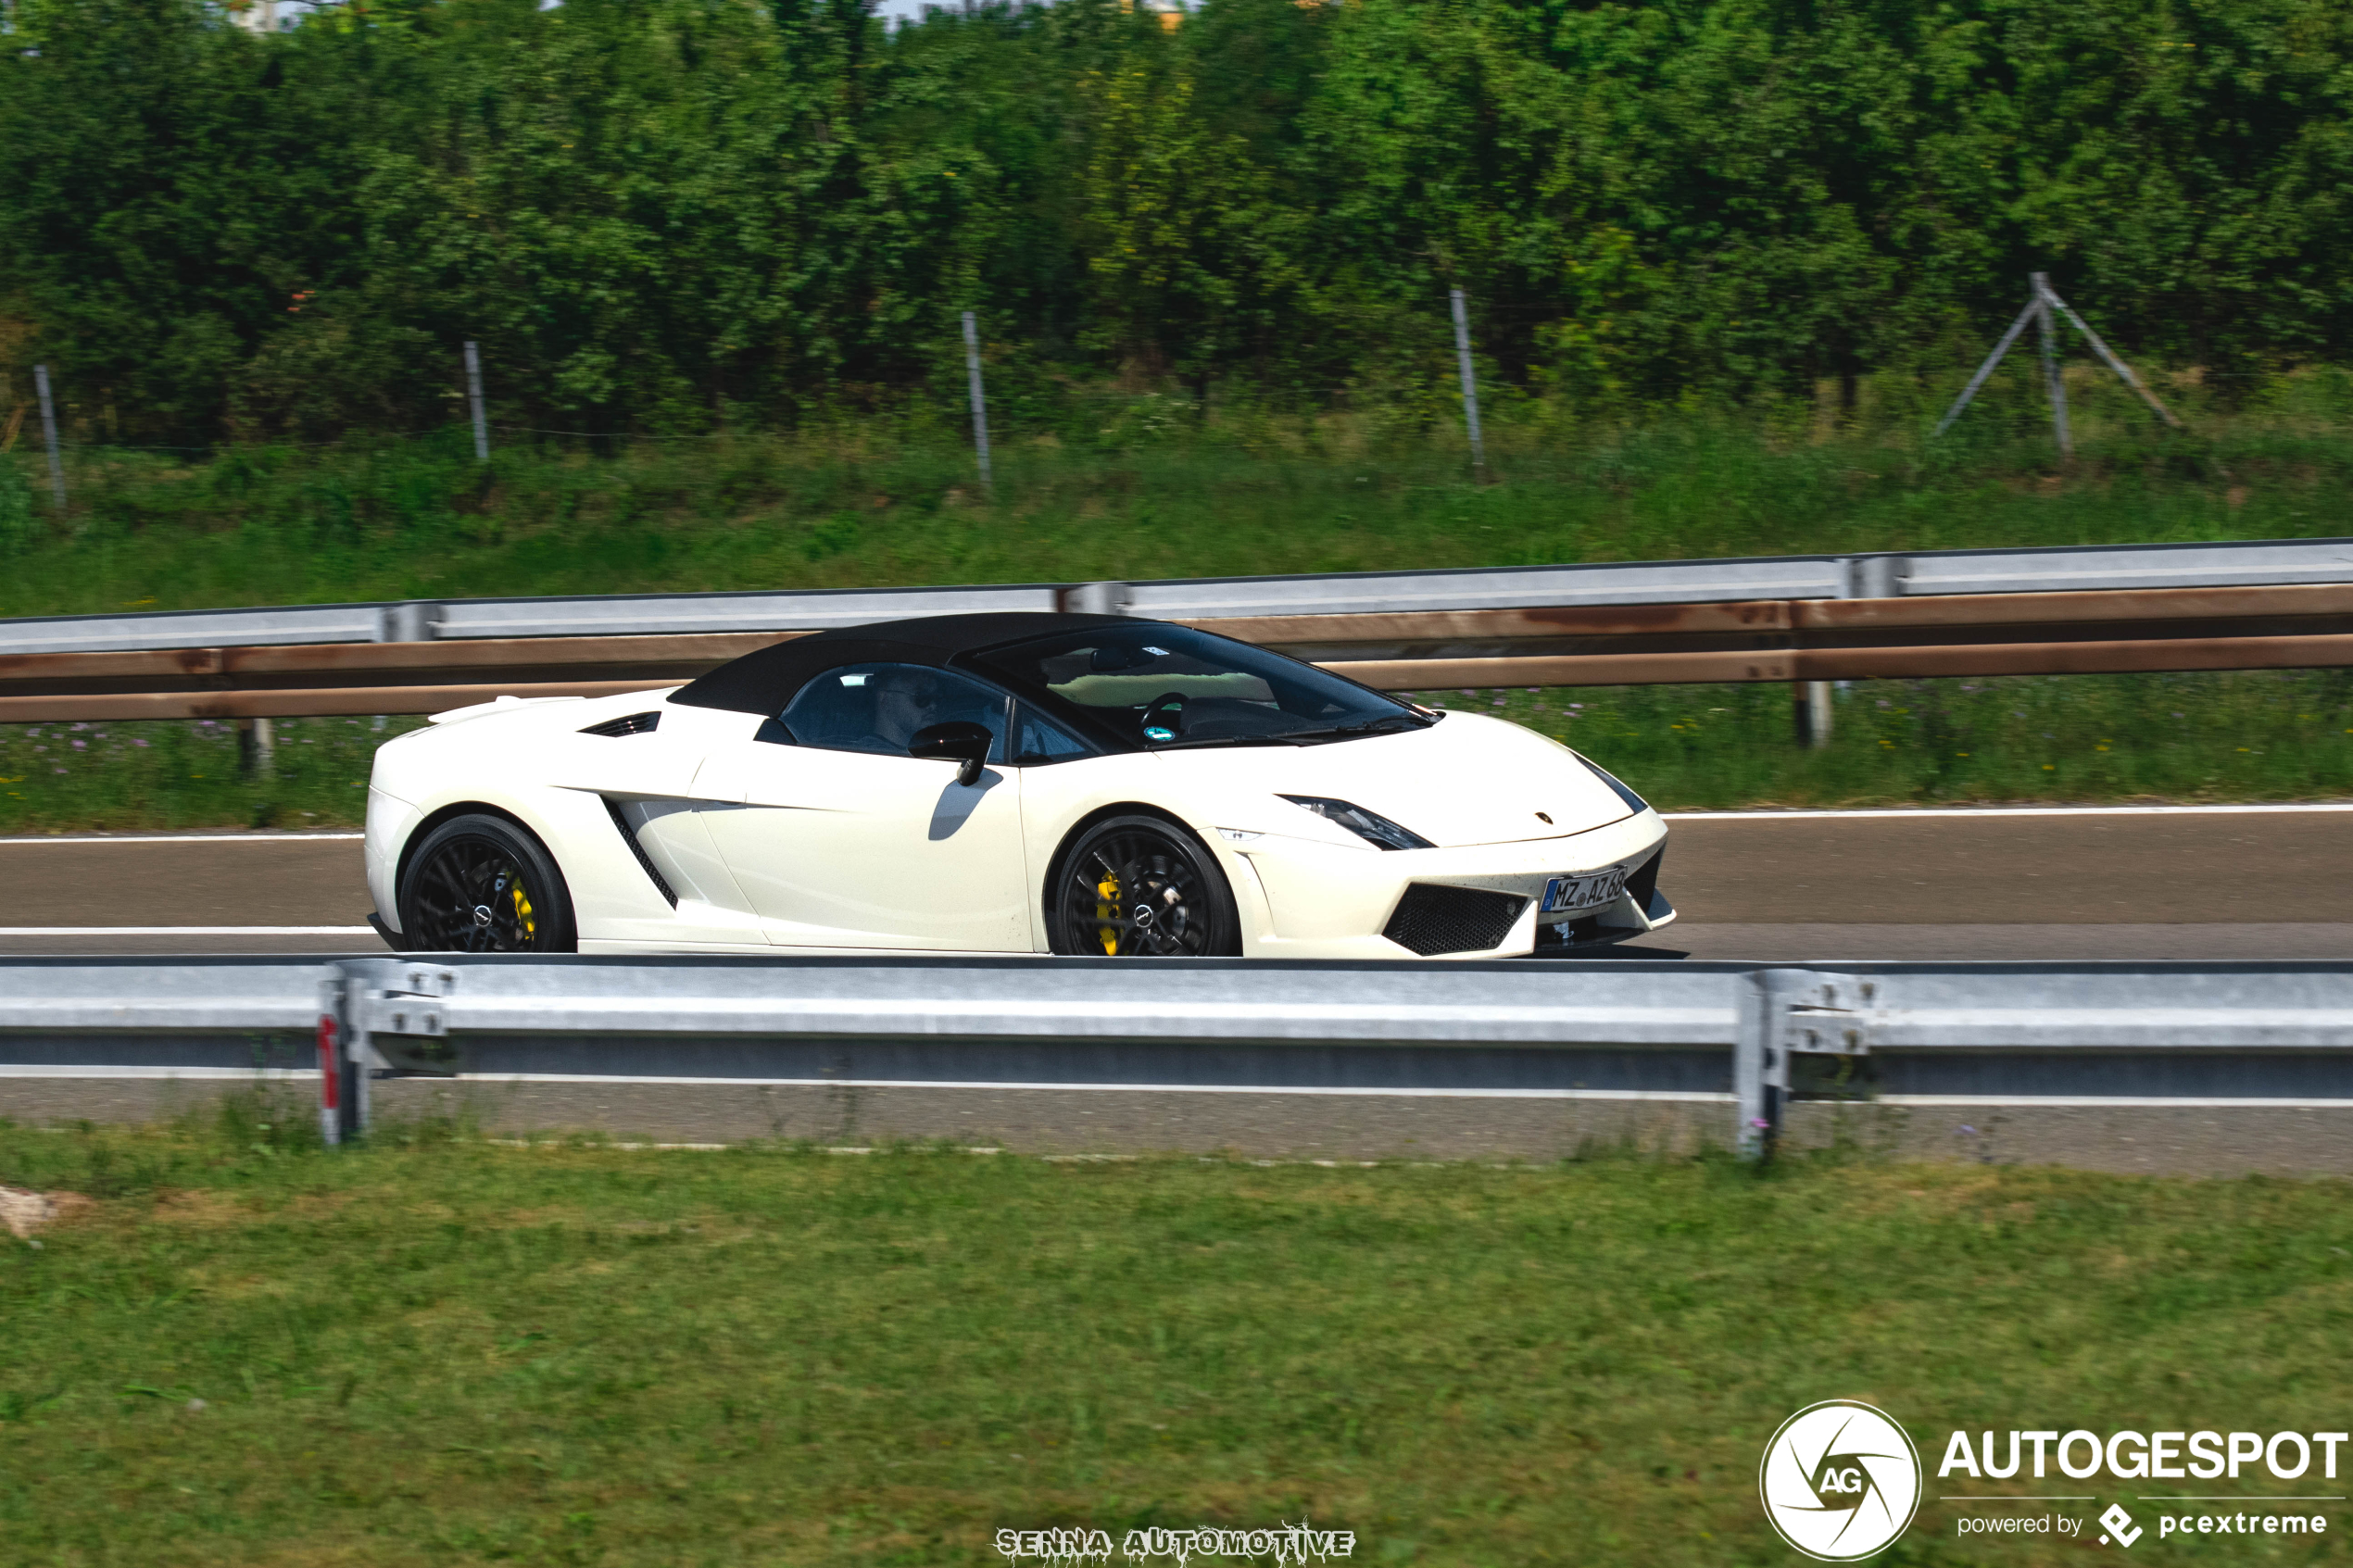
left=0, top=925, right=375, bottom=935
left=1665, top=803, right=2353, bottom=821
left=1881, top=1094, right=2353, bottom=1110
left=0, top=833, right=363, bottom=846
left=0, top=1066, right=311, bottom=1080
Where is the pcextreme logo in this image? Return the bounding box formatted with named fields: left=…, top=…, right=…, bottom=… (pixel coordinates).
left=1759, top=1400, right=1925, bottom=1562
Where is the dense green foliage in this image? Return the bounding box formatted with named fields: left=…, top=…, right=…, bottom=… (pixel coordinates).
left=2, top=1120, right=2347, bottom=1563
left=4, top=0, right=2351, bottom=445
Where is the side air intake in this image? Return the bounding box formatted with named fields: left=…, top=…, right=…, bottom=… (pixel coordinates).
left=582, top=711, right=661, bottom=737
left=1381, top=884, right=1529, bottom=957
left=602, top=797, right=678, bottom=907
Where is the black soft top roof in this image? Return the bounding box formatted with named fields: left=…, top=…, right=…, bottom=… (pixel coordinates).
left=668, top=611, right=1139, bottom=716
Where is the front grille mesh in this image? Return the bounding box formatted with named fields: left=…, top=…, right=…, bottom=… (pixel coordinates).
left=1382, top=884, right=1529, bottom=957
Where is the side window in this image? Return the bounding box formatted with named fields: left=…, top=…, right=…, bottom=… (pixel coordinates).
left=1013, top=704, right=1094, bottom=765
left=769, top=663, right=1009, bottom=761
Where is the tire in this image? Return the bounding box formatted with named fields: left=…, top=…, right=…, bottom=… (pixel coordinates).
left=396, top=812, right=578, bottom=953
left=1049, top=814, right=1240, bottom=958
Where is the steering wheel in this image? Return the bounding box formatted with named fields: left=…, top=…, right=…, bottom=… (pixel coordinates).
left=1140, top=691, right=1187, bottom=744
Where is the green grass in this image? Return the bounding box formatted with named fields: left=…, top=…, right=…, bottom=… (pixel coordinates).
left=4, top=671, right=2346, bottom=835
left=1, top=1109, right=2347, bottom=1564
left=0, top=714, right=424, bottom=834
left=1448, top=670, right=2353, bottom=810
left=4, top=375, right=2353, bottom=621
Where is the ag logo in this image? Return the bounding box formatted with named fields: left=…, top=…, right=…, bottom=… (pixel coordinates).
left=1759, top=1399, right=1922, bottom=1561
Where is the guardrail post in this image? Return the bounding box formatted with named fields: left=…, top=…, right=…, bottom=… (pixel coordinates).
left=1793, top=682, right=1833, bottom=749
left=1847, top=555, right=1907, bottom=600
left=316, top=972, right=350, bottom=1145
left=237, top=717, right=275, bottom=778
left=1737, top=968, right=1830, bottom=1160
left=377, top=601, right=441, bottom=643
left=341, top=970, right=381, bottom=1137
left=1060, top=582, right=1131, bottom=617
left=1796, top=558, right=1866, bottom=749
left=1735, top=970, right=1779, bottom=1159
left=1739, top=968, right=1879, bottom=1160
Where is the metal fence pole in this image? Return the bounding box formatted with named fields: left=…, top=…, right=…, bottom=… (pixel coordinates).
left=462, top=341, right=490, bottom=463
left=2031, top=272, right=2071, bottom=458
left=2043, top=285, right=2183, bottom=430
left=31, top=363, right=65, bottom=510
left=1449, top=288, right=1488, bottom=481
left=961, top=310, right=993, bottom=495
left=1932, top=295, right=2039, bottom=440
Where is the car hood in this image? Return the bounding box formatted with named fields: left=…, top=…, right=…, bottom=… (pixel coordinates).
left=1159, top=712, right=1636, bottom=848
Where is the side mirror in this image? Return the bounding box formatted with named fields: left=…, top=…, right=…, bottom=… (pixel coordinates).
left=909, top=721, right=993, bottom=786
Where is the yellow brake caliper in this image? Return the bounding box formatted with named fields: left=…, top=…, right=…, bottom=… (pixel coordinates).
left=511, top=884, right=536, bottom=941
left=1094, top=872, right=1121, bottom=955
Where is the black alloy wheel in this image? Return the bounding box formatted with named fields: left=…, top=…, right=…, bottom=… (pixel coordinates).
left=1051, top=814, right=1240, bottom=958
left=396, top=813, right=578, bottom=953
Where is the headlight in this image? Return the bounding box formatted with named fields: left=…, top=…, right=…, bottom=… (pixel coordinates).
left=1577, top=754, right=1651, bottom=815
left=1278, top=795, right=1434, bottom=851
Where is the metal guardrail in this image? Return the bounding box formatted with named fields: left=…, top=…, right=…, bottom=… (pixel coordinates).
left=3, top=956, right=2347, bottom=1156
left=7, top=535, right=2353, bottom=658
left=0, top=584, right=1063, bottom=658
left=11, top=582, right=2353, bottom=722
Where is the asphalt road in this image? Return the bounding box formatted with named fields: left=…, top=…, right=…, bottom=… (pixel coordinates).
left=0, top=806, right=2347, bottom=959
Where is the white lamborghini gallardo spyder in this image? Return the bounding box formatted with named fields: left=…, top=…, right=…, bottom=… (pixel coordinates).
left=364, top=612, right=1675, bottom=959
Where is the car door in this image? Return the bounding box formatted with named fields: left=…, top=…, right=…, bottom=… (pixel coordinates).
left=687, top=661, right=1032, bottom=950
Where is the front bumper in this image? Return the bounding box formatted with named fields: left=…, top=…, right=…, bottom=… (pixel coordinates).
left=363, top=786, right=423, bottom=936
left=1227, top=809, right=1672, bottom=960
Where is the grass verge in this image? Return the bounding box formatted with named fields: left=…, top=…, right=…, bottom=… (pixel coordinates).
left=0, top=1110, right=2346, bottom=1564
left=1450, top=670, right=2353, bottom=810
left=0, top=714, right=422, bottom=834
left=4, top=385, right=2353, bottom=620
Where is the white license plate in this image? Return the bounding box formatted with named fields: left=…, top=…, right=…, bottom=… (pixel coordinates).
left=1541, top=865, right=1631, bottom=915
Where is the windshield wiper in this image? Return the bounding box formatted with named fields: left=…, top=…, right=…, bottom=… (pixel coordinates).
left=1151, top=734, right=1309, bottom=751
left=1290, top=713, right=1438, bottom=743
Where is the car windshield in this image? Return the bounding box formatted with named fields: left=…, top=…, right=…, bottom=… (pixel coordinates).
left=969, top=624, right=1428, bottom=750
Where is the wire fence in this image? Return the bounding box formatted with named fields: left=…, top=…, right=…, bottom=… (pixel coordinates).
left=0, top=282, right=2251, bottom=502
